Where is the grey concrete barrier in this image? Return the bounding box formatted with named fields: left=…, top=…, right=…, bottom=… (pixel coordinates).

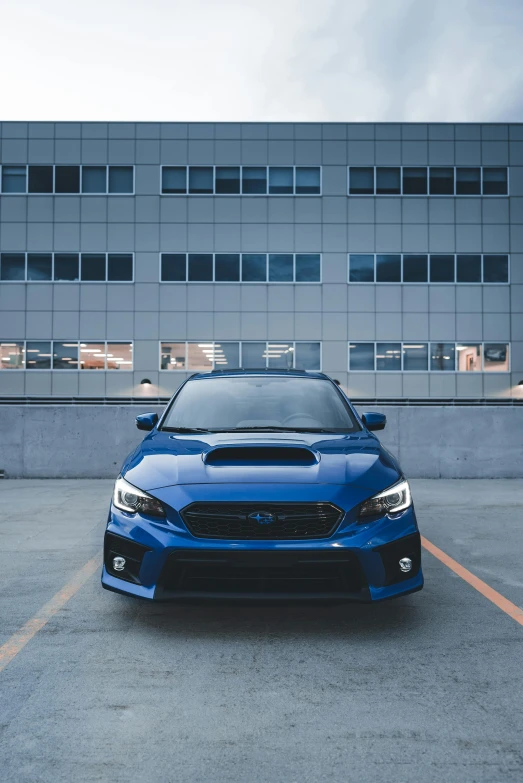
left=0, top=405, right=521, bottom=479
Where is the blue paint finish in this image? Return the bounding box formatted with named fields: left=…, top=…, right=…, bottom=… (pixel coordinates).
left=102, top=370, right=423, bottom=602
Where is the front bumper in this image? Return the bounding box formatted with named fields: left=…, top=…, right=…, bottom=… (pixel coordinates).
left=101, top=489, right=423, bottom=602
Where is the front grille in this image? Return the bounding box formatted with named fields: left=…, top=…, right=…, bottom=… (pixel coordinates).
left=180, top=502, right=343, bottom=540
left=158, top=550, right=366, bottom=597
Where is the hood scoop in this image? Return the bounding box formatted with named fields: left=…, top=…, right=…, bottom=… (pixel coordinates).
left=203, top=445, right=319, bottom=467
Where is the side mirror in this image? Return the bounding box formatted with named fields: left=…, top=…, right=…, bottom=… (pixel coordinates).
left=362, top=412, right=386, bottom=432
left=136, top=412, right=159, bottom=431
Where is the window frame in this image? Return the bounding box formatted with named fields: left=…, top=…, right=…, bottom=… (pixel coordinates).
left=347, top=254, right=510, bottom=285
left=159, top=165, right=322, bottom=196
left=0, top=165, right=135, bottom=195
left=346, top=166, right=509, bottom=197
left=0, top=341, right=134, bottom=370
left=159, top=253, right=322, bottom=284
left=348, top=342, right=510, bottom=372
left=158, top=341, right=323, bottom=371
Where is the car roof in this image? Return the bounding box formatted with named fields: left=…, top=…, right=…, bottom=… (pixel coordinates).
left=187, top=369, right=331, bottom=381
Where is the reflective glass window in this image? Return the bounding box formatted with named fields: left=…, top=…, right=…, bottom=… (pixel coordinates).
left=376, top=342, right=401, bottom=371
left=53, top=342, right=78, bottom=370
left=456, top=167, right=480, bottom=195
left=456, top=254, right=481, bottom=283
left=109, top=166, right=133, bottom=193
left=215, top=254, right=240, bottom=282
left=79, top=343, right=105, bottom=370
left=429, top=167, right=454, bottom=195
left=483, top=343, right=509, bottom=372
left=0, top=253, right=25, bottom=281
left=349, top=167, right=374, bottom=195
left=376, top=254, right=401, bottom=282
left=215, top=167, right=240, bottom=194
left=483, top=255, right=509, bottom=283
left=242, top=167, right=267, bottom=194
left=295, top=254, right=321, bottom=282
left=106, top=342, right=133, bottom=370
left=27, top=253, right=52, bottom=281
left=241, top=254, right=267, bottom=282
left=55, top=166, right=80, bottom=193
left=402, top=167, right=427, bottom=195
left=403, top=254, right=428, bottom=283
left=188, top=167, right=213, bottom=194
left=456, top=344, right=482, bottom=371
left=376, top=167, right=400, bottom=194
left=241, top=342, right=266, bottom=368
left=188, top=254, right=213, bottom=281
left=161, top=254, right=186, bottom=282
left=0, top=342, right=24, bottom=370
left=430, top=342, right=456, bottom=371
left=267, top=342, right=293, bottom=369
left=349, top=343, right=374, bottom=371
left=82, top=166, right=106, bottom=193
left=28, top=165, right=53, bottom=193
left=213, top=342, right=240, bottom=369
left=269, top=254, right=293, bottom=282
left=81, top=254, right=106, bottom=281
left=430, top=254, right=455, bottom=283
left=1, top=166, right=26, bottom=193
left=349, top=254, right=374, bottom=282
left=26, top=341, right=52, bottom=370
left=54, top=253, right=79, bottom=281
left=295, top=167, right=320, bottom=194
left=268, top=167, right=293, bottom=195
left=402, top=343, right=428, bottom=371
left=483, top=167, right=508, bottom=195
left=162, top=166, right=187, bottom=194
left=295, top=342, right=321, bottom=370
left=187, top=343, right=213, bottom=371
left=108, top=254, right=133, bottom=282
left=160, top=342, right=186, bottom=370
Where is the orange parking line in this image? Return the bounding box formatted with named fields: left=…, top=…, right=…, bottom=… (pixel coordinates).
left=421, top=535, right=523, bottom=628
left=0, top=550, right=102, bottom=673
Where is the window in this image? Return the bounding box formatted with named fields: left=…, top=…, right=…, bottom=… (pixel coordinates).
left=402, top=167, right=427, bottom=195
left=106, top=342, right=133, bottom=370
left=349, top=254, right=374, bottom=283
left=295, top=254, right=321, bottom=282
left=188, top=254, right=213, bottom=281
left=295, top=167, right=320, bottom=194
left=483, top=255, right=509, bottom=283
left=0, top=342, right=24, bottom=369
left=376, top=167, right=400, bottom=195
left=483, top=168, right=508, bottom=195
left=430, top=255, right=454, bottom=283
left=215, top=167, right=240, bottom=194
left=456, top=344, right=482, bottom=372
left=0, top=253, right=25, bottom=281
left=430, top=343, right=455, bottom=371
left=161, top=254, right=186, bottom=282
left=189, top=167, right=213, bottom=194
left=2, top=166, right=26, bottom=193
left=54, top=254, right=79, bottom=281
left=80, top=343, right=105, bottom=370
left=349, top=343, right=374, bottom=371
left=457, top=254, right=481, bottom=283
left=242, top=254, right=266, bottom=282
left=269, top=167, right=293, bottom=194
left=82, top=166, right=107, bottom=193
left=107, top=254, right=133, bottom=282
left=403, top=254, right=428, bottom=283
left=108, top=166, right=133, bottom=194
left=28, top=166, right=53, bottom=193
left=242, top=167, right=267, bottom=194
left=429, top=167, right=454, bottom=195
left=215, top=254, right=240, bottom=282
left=483, top=343, right=509, bottom=372
left=456, top=167, right=480, bottom=195
left=26, top=341, right=52, bottom=370
left=53, top=342, right=78, bottom=370
left=81, top=254, right=106, bottom=282
left=402, top=343, right=428, bottom=371
left=269, top=254, right=293, bottom=282
left=55, top=166, right=80, bottom=194
left=376, top=342, right=402, bottom=371
left=27, top=254, right=52, bottom=281
left=349, top=167, right=374, bottom=195
left=160, top=342, right=321, bottom=371
left=162, top=167, right=186, bottom=194
left=376, top=254, right=401, bottom=283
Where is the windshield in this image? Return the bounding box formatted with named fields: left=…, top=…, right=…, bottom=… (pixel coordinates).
left=161, top=376, right=360, bottom=433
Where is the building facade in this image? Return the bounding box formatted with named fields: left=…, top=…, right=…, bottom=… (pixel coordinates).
left=0, top=121, right=521, bottom=399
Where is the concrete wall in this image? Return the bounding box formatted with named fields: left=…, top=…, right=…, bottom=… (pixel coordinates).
left=0, top=405, right=521, bottom=479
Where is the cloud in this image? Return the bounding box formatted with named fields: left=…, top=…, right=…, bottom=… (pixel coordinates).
left=0, top=0, right=521, bottom=121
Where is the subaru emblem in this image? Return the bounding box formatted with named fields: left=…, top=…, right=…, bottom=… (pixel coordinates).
left=248, top=510, right=277, bottom=525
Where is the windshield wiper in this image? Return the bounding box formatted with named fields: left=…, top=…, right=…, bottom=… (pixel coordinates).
left=211, top=427, right=339, bottom=433
left=161, top=427, right=213, bottom=433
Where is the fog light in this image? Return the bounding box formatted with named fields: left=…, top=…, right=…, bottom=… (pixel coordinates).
left=112, top=556, right=126, bottom=572
left=399, top=557, right=412, bottom=573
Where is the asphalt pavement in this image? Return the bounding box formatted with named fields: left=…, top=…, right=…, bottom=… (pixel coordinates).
left=0, top=479, right=522, bottom=783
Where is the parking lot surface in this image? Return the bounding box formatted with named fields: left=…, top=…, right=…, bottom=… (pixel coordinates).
left=0, top=479, right=522, bottom=783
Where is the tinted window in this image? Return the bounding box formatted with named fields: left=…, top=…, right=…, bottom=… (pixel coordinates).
left=241, top=342, right=266, bottom=368
left=457, top=254, right=481, bottom=283
left=430, top=342, right=455, bottom=371
left=294, top=342, right=321, bottom=370
left=54, top=253, right=79, bottom=281
left=1, top=166, right=26, bottom=193
left=295, top=167, right=320, bottom=194
left=162, top=167, right=186, bottom=194
left=349, top=343, right=374, bottom=371
left=430, top=254, right=455, bottom=283
left=483, top=255, right=509, bottom=283
left=28, top=166, right=53, bottom=193
left=161, top=254, right=186, bottom=282
left=349, top=254, right=374, bottom=282
left=456, top=167, right=480, bottom=195
left=162, top=376, right=359, bottom=433
left=82, top=166, right=106, bottom=193
left=295, top=254, right=320, bottom=282
left=26, top=341, right=51, bottom=370
left=403, top=167, right=427, bottom=195
left=403, top=254, right=428, bottom=283
left=189, top=167, right=213, bottom=194
left=55, top=166, right=80, bottom=193
left=376, top=167, right=400, bottom=194
left=0, top=253, right=25, bottom=281
left=215, top=254, right=240, bottom=282
left=242, top=254, right=267, bottom=282
left=108, top=254, right=133, bottom=281
left=267, top=342, right=293, bottom=369
left=242, top=167, right=267, bottom=194
left=269, top=254, right=293, bottom=282
left=402, top=343, right=428, bottom=371
left=188, top=254, right=213, bottom=281
left=109, top=166, right=133, bottom=193
left=53, top=342, right=78, bottom=370
left=27, top=253, right=52, bottom=281
left=483, top=168, right=507, bottom=195
left=81, top=254, right=106, bottom=281
left=376, top=342, right=401, bottom=371
left=349, top=167, right=373, bottom=195
left=216, top=343, right=240, bottom=369
left=268, top=167, right=293, bottom=194
left=215, top=167, right=240, bottom=194
left=429, top=167, right=454, bottom=195
left=376, top=254, right=401, bottom=283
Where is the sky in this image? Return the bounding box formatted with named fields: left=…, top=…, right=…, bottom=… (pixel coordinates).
left=0, top=0, right=522, bottom=122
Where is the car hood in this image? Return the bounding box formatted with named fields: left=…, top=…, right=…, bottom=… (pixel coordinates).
left=121, top=431, right=401, bottom=493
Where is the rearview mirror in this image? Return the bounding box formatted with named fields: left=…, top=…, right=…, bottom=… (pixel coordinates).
left=362, top=412, right=386, bottom=431
left=136, top=412, right=159, bottom=431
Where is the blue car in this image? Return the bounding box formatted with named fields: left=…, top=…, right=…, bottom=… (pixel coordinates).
left=102, top=369, right=423, bottom=602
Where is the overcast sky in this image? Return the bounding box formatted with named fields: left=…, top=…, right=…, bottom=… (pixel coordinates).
left=0, top=0, right=522, bottom=122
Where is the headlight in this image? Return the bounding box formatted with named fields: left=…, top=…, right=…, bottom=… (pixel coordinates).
left=113, top=476, right=165, bottom=518
left=359, top=479, right=411, bottom=519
